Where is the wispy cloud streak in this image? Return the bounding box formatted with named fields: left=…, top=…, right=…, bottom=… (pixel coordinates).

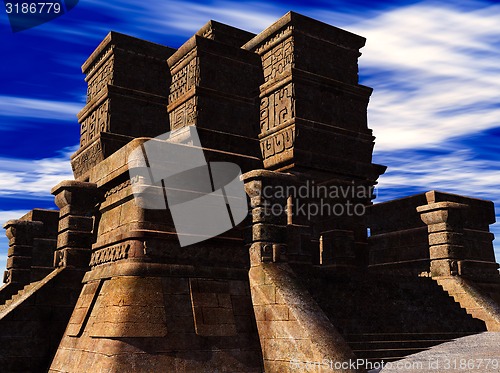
left=0, top=149, right=75, bottom=198
left=0, top=96, right=82, bottom=123
left=347, top=3, right=500, bottom=150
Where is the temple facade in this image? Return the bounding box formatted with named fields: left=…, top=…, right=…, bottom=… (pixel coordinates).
left=1, top=12, right=499, bottom=373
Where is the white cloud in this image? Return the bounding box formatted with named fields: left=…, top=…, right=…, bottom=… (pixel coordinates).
left=0, top=96, right=82, bottom=123
left=0, top=210, right=31, bottom=224
left=344, top=3, right=500, bottom=151
left=82, top=0, right=282, bottom=35
left=148, top=0, right=280, bottom=34
left=377, top=149, right=500, bottom=199
left=0, top=149, right=75, bottom=197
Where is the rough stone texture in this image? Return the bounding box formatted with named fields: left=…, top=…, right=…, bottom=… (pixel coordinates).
left=49, top=269, right=262, bottom=373
left=0, top=209, right=59, bottom=304
left=417, top=191, right=498, bottom=278
left=249, top=262, right=358, bottom=373
left=368, top=191, right=499, bottom=278
left=242, top=12, right=386, bottom=183
left=0, top=11, right=500, bottom=373
left=167, top=21, right=262, bottom=166
left=436, top=276, right=500, bottom=331
left=71, top=32, right=176, bottom=180
left=295, top=267, right=487, bottom=364
left=367, top=193, right=430, bottom=276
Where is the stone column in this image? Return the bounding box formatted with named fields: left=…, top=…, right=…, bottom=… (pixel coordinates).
left=243, top=170, right=290, bottom=266
left=51, top=181, right=101, bottom=268
left=242, top=170, right=357, bottom=373
left=3, top=219, right=43, bottom=285
left=417, top=201, right=468, bottom=277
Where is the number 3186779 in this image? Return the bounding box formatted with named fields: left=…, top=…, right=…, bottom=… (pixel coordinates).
left=5, top=2, right=62, bottom=14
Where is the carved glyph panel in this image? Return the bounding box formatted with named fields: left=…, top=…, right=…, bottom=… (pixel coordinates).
left=169, top=96, right=198, bottom=131
left=86, top=55, right=114, bottom=104
left=260, top=125, right=295, bottom=160
left=80, top=99, right=110, bottom=147
left=260, top=82, right=295, bottom=134
left=261, top=36, right=294, bottom=83
left=169, top=56, right=200, bottom=103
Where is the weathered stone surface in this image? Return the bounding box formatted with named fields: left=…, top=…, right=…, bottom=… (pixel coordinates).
left=417, top=191, right=499, bottom=278
left=248, top=263, right=357, bottom=372
left=166, top=22, right=262, bottom=166
left=0, top=11, right=499, bottom=373
left=71, top=32, right=176, bottom=180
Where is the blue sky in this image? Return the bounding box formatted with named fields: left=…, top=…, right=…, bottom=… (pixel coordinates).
left=1, top=0, right=499, bottom=269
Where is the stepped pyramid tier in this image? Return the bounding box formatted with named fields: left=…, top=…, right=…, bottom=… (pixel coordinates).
left=1, top=11, right=500, bottom=373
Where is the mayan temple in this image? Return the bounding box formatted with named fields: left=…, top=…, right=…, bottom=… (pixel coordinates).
left=1, top=12, right=499, bottom=373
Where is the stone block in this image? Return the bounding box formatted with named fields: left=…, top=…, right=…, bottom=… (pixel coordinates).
left=429, top=244, right=465, bottom=260
left=51, top=180, right=100, bottom=212
left=429, top=231, right=464, bottom=246
left=58, top=216, right=94, bottom=233
left=251, top=284, right=276, bottom=305
left=7, top=245, right=32, bottom=257
left=252, top=223, right=286, bottom=243
left=202, top=307, right=235, bottom=325
left=257, top=320, right=306, bottom=339
left=263, top=337, right=314, bottom=361
left=164, top=294, right=194, bottom=316
left=88, top=277, right=168, bottom=338
left=70, top=132, right=132, bottom=179
left=228, top=280, right=250, bottom=296
left=4, top=268, right=30, bottom=283
left=82, top=31, right=175, bottom=98
left=4, top=220, right=43, bottom=245
left=264, top=304, right=290, bottom=321
left=430, top=259, right=455, bottom=277
left=56, top=231, right=93, bottom=250
left=6, top=256, right=31, bottom=269
left=165, top=315, right=196, bottom=334
left=243, top=12, right=366, bottom=85
left=21, top=209, right=59, bottom=238
left=217, top=293, right=232, bottom=308
left=31, top=238, right=57, bottom=267
left=59, top=245, right=93, bottom=271
left=190, top=292, right=218, bottom=308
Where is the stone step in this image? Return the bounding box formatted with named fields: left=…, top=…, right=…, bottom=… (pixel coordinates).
left=345, top=331, right=483, bottom=363
left=435, top=276, right=500, bottom=331
left=0, top=280, right=42, bottom=312
left=352, top=346, right=430, bottom=360
left=343, top=331, right=477, bottom=342
left=348, top=338, right=453, bottom=350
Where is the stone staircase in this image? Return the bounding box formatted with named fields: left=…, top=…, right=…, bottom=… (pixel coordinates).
left=0, top=268, right=63, bottom=316
left=435, top=276, right=500, bottom=332
left=0, top=281, right=40, bottom=314
left=0, top=267, right=83, bottom=372
left=344, top=331, right=479, bottom=362
left=292, top=267, right=487, bottom=364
